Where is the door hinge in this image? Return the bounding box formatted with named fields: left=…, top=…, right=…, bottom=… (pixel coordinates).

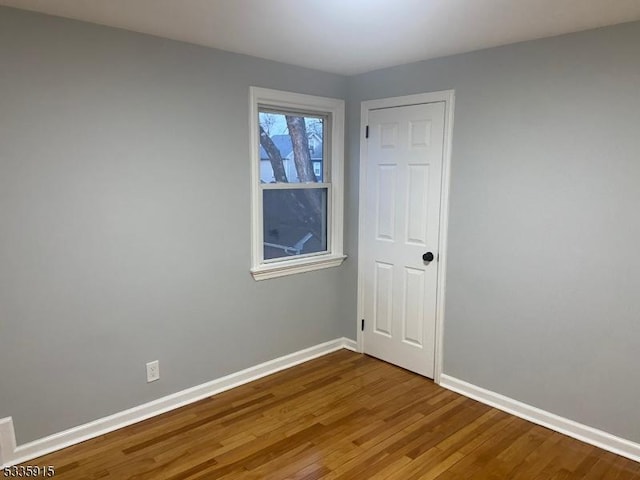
left=361, top=319, right=365, bottom=331
left=365, top=125, right=369, bottom=139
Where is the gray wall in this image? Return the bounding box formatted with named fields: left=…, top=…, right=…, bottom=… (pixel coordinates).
left=0, top=7, right=353, bottom=444
left=348, top=22, right=640, bottom=442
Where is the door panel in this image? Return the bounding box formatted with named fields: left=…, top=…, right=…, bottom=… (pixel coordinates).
left=373, top=261, right=394, bottom=337
left=403, top=266, right=425, bottom=347
left=376, top=165, right=396, bottom=241
left=362, top=102, right=445, bottom=378
left=406, top=164, right=430, bottom=245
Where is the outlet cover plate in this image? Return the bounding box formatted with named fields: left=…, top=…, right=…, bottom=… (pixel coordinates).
left=146, top=360, right=160, bottom=383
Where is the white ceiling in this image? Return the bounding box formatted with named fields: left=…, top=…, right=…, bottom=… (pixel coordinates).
left=2, top=0, right=640, bottom=75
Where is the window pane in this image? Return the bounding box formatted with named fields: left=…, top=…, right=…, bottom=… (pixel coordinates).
left=263, top=188, right=328, bottom=260
left=258, top=111, right=324, bottom=183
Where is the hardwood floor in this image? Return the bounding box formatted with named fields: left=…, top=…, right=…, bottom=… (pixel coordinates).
left=25, top=350, right=640, bottom=479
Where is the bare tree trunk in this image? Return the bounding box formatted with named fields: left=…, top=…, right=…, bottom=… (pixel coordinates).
left=285, top=116, right=317, bottom=182
left=259, top=126, right=288, bottom=183
left=285, top=116, right=322, bottom=224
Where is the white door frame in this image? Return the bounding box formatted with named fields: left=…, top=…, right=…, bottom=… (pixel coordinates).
left=356, top=90, right=455, bottom=385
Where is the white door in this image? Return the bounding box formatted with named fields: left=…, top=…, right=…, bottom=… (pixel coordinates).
left=362, top=102, right=446, bottom=378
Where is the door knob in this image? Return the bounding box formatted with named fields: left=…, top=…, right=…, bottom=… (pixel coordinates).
left=422, top=252, right=434, bottom=262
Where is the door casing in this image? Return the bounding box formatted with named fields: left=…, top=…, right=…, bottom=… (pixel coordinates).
left=356, top=90, right=455, bottom=385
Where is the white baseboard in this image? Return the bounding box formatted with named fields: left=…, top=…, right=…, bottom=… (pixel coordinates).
left=1, top=337, right=357, bottom=468
left=440, top=374, right=640, bottom=463
left=342, top=338, right=357, bottom=352
left=0, top=418, right=17, bottom=467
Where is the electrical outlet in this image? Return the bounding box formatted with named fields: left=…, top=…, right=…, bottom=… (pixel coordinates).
left=146, top=360, right=160, bottom=383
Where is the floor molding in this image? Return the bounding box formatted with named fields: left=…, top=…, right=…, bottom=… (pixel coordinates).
left=0, top=418, right=17, bottom=467
left=342, top=338, right=357, bottom=352
left=440, top=374, right=640, bottom=463
left=1, top=337, right=356, bottom=468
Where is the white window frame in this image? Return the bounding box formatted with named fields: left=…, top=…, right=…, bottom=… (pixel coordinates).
left=249, top=87, right=345, bottom=280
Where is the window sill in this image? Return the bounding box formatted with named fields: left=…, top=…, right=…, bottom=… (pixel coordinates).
left=251, top=254, right=346, bottom=281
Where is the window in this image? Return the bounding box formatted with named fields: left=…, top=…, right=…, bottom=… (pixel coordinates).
left=250, top=87, right=345, bottom=280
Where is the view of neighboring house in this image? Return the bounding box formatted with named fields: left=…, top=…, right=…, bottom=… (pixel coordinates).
left=259, top=132, right=323, bottom=183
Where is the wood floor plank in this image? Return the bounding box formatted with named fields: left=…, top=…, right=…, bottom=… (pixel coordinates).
left=21, top=350, right=639, bottom=479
